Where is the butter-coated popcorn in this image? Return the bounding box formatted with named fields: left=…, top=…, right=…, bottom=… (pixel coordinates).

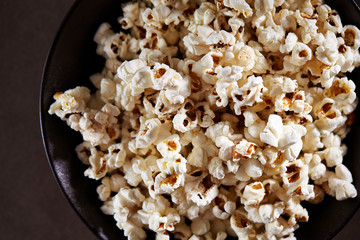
left=49, top=0, right=359, bottom=239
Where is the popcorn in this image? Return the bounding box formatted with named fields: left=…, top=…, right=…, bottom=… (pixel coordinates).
left=84, top=149, right=107, bottom=180
left=186, top=174, right=219, bottom=207
left=290, top=43, right=312, bottom=66
left=213, top=194, right=236, bottom=219
left=209, top=157, right=226, bottom=180
left=49, top=1, right=359, bottom=239
left=135, top=118, right=162, bottom=149
left=222, top=0, right=253, bottom=18
left=156, top=134, right=182, bottom=157
left=230, top=210, right=255, bottom=239
left=123, top=160, right=142, bottom=187
left=231, top=75, right=266, bottom=115
left=245, top=201, right=285, bottom=224
left=97, top=177, right=111, bottom=201
left=157, top=153, right=187, bottom=175
left=241, top=182, right=266, bottom=206
left=342, top=25, right=360, bottom=49
left=257, top=25, right=285, bottom=52
left=194, top=2, right=216, bottom=26
left=138, top=196, right=180, bottom=232
left=280, top=33, right=298, bottom=53
left=191, top=219, right=211, bottom=236
left=154, top=172, right=185, bottom=194
left=105, top=143, right=126, bottom=170
left=242, top=158, right=264, bottom=179
left=322, top=172, right=357, bottom=201
left=48, top=86, right=90, bottom=120
left=260, top=114, right=306, bottom=148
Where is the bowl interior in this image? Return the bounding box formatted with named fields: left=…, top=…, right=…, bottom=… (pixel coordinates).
left=40, top=0, right=360, bottom=239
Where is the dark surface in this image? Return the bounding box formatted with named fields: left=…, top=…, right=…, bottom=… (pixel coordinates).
left=1, top=0, right=360, bottom=239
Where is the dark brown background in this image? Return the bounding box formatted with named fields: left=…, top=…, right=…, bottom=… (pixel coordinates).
left=0, top=0, right=359, bottom=239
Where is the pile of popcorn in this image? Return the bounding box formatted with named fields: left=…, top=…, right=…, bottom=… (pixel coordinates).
left=49, top=0, right=360, bottom=239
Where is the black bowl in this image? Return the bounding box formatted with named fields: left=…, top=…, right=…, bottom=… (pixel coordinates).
left=40, top=0, right=360, bottom=239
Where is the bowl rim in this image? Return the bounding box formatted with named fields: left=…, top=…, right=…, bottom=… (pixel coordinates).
left=39, top=0, right=104, bottom=239
left=39, top=0, right=360, bottom=240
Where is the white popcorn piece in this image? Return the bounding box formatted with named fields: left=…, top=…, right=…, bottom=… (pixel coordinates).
left=186, top=174, right=219, bottom=207
left=280, top=32, right=298, bottom=53
left=195, top=102, right=215, bottom=128
left=121, top=221, right=147, bottom=240
left=295, top=10, right=318, bottom=44
left=335, top=164, right=353, bottom=182
left=281, top=159, right=314, bottom=200
left=138, top=196, right=180, bottom=232
left=314, top=99, right=347, bottom=135
left=132, top=156, right=155, bottom=187
left=74, top=103, right=121, bottom=146
left=283, top=140, right=302, bottom=162
left=241, top=182, right=265, bottom=206
left=209, top=157, right=226, bottom=180
left=302, top=123, right=324, bottom=153
left=233, top=139, right=257, bottom=161
left=135, top=118, right=162, bottom=149
left=324, top=77, right=357, bottom=114
left=326, top=172, right=357, bottom=201
left=49, top=87, right=91, bottom=119
left=245, top=201, right=285, bottom=224
left=242, top=158, right=264, bottom=179
left=213, top=194, right=236, bottom=219
left=97, top=176, right=111, bottom=201
left=154, top=172, right=185, bottom=194
left=156, top=232, right=170, bottom=240
left=308, top=154, right=326, bottom=181
left=230, top=210, right=255, bottom=239
left=257, top=25, right=285, bottom=52
left=194, top=2, right=216, bottom=25
left=223, top=0, right=253, bottom=18
left=109, top=173, right=128, bottom=192
left=290, top=42, right=312, bottom=66
left=342, top=25, right=360, bottom=50
left=105, top=143, right=126, bottom=170
left=157, top=153, right=187, bottom=175
left=173, top=100, right=199, bottom=133
left=243, top=111, right=266, bottom=146
left=324, top=146, right=343, bottom=167
left=231, top=75, right=266, bottom=115
left=156, top=134, right=181, bottom=157
left=84, top=151, right=107, bottom=180
left=260, top=114, right=306, bottom=148
left=75, top=141, right=93, bottom=165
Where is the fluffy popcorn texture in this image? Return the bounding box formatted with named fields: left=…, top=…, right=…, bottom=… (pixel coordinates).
left=49, top=0, right=359, bottom=239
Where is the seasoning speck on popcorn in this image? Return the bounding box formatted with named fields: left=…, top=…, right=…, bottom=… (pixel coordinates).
left=49, top=0, right=359, bottom=239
